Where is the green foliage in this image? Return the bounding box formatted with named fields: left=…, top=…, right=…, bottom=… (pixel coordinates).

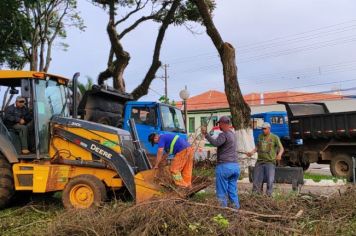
left=272, top=189, right=298, bottom=201
left=158, top=95, right=176, bottom=106
left=174, top=0, right=216, bottom=25
left=149, top=0, right=216, bottom=25
left=0, top=0, right=84, bottom=70
left=212, top=214, right=229, bottom=228
left=78, top=77, right=94, bottom=95
left=193, top=166, right=215, bottom=178
left=0, top=193, right=63, bottom=236
left=188, top=222, right=201, bottom=233
left=191, top=190, right=215, bottom=202
left=0, top=1, right=31, bottom=69
left=304, top=173, right=346, bottom=183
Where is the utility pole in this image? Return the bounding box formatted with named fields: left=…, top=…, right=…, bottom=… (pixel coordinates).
left=163, top=64, right=169, bottom=104
left=155, top=64, right=169, bottom=103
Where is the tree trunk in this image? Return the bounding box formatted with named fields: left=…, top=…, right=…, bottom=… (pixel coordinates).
left=97, top=21, right=130, bottom=92
left=97, top=1, right=130, bottom=92
left=193, top=0, right=250, bottom=129
left=221, top=43, right=251, bottom=129
left=194, top=0, right=255, bottom=175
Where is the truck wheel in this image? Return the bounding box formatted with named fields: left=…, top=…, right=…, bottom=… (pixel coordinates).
left=62, top=175, right=107, bottom=209
left=0, top=154, right=15, bottom=209
left=330, top=154, right=353, bottom=180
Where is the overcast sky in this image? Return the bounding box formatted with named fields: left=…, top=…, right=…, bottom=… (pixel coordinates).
left=49, top=0, right=356, bottom=102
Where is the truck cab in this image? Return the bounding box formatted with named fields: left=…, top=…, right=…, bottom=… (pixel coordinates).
left=251, top=111, right=289, bottom=143
left=122, top=101, right=187, bottom=155
left=78, top=86, right=187, bottom=156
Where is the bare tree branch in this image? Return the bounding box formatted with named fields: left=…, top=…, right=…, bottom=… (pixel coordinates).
left=131, top=0, right=180, bottom=100
left=114, top=0, right=148, bottom=26
left=118, top=3, right=168, bottom=39
left=44, top=1, right=70, bottom=71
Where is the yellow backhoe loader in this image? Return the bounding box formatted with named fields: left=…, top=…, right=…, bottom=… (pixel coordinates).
left=0, top=71, right=204, bottom=209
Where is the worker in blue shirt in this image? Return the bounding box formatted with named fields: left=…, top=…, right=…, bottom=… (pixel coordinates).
left=149, top=133, right=193, bottom=188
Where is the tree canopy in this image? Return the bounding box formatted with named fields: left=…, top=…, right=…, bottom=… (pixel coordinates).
left=93, top=0, right=215, bottom=99
left=0, top=0, right=84, bottom=71
left=0, top=1, right=31, bottom=69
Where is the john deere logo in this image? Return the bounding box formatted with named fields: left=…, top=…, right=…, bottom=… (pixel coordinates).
left=102, top=140, right=116, bottom=148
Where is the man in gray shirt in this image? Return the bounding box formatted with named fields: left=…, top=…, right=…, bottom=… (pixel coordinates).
left=201, top=116, right=240, bottom=208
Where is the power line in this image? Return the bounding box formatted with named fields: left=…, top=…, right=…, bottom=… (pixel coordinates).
left=124, top=20, right=356, bottom=78
left=239, top=66, right=356, bottom=86
left=149, top=87, right=163, bottom=97
left=238, top=35, right=356, bottom=63
left=184, top=87, right=356, bottom=106
left=167, top=19, right=356, bottom=66
left=237, top=19, right=356, bottom=48
left=237, top=25, right=356, bottom=53
left=239, top=60, right=356, bottom=81
left=265, top=78, right=356, bottom=93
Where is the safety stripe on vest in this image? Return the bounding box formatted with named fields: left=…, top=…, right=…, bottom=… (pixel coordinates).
left=169, top=135, right=179, bottom=155
left=172, top=173, right=183, bottom=181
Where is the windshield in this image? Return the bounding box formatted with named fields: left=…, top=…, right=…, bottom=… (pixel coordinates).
left=35, top=79, right=68, bottom=153
left=160, top=105, right=186, bottom=132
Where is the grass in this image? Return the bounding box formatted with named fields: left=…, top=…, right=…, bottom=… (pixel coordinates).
left=190, top=190, right=215, bottom=202
left=303, top=173, right=346, bottom=183
left=0, top=193, right=63, bottom=236
left=193, top=166, right=215, bottom=178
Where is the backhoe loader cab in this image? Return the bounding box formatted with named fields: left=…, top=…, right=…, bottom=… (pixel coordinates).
left=0, top=71, right=70, bottom=156
left=0, top=70, right=171, bottom=209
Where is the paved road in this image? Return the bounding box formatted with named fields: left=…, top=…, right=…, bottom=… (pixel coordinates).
left=238, top=182, right=348, bottom=196
left=305, top=163, right=331, bottom=176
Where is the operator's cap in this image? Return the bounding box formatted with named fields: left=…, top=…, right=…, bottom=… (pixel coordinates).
left=262, top=122, right=271, bottom=128
left=148, top=133, right=157, bottom=147
left=16, top=96, right=25, bottom=102
left=217, top=116, right=230, bottom=124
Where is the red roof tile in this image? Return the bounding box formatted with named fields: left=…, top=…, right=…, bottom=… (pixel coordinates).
left=177, top=90, right=344, bottom=111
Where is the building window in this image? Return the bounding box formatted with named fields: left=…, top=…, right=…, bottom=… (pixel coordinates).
left=189, top=117, right=195, bottom=133
left=200, top=117, right=208, bottom=126
left=212, top=116, right=218, bottom=126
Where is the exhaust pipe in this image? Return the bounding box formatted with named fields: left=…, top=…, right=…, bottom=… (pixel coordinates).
left=72, top=72, right=80, bottom=118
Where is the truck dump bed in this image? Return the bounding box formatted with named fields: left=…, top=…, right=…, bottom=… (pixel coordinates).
left=278, top=101, right=356, bottom=141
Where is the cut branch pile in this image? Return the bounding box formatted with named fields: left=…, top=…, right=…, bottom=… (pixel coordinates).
left=47, top=187, right=356, bottom=236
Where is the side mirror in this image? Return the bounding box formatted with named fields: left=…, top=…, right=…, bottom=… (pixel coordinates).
left=21, top=80, right=30, bottom=97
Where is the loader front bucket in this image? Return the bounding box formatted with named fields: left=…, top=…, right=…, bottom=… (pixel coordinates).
left=134, top=167, right=212, bottom=203
left=134, top=169, right=163, bottom=203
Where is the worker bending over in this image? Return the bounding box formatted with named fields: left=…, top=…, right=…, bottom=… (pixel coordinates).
left=148, top=133, right=194, bottom=188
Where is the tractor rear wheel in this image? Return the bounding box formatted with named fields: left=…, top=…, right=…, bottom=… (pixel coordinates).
left=62, top=175, right=107, bottom=209
left=0, top=154, right=15, bottom=209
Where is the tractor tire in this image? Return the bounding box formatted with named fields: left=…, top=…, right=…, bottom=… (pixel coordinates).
left=330, top=154, right=353, bottom=181
left=62, top=175, right=107, bottom=209
left=0, top=154, right=15, bottom=209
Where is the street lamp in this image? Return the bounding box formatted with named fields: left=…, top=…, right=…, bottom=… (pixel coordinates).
left=179, top=86, right=190, bottom=133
